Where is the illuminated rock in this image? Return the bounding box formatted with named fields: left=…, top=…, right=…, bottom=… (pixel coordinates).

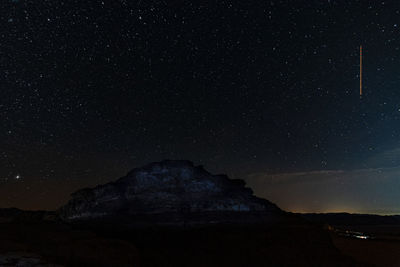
left=59, top=160, right=284, bottom=225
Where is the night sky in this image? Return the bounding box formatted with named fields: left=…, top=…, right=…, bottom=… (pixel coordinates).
left=2, top=0, right=400, bottom=213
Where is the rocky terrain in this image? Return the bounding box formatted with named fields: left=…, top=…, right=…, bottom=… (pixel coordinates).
left=59, top=160, right=286, bottom=226
left=0, top=160, right=368, bottom=266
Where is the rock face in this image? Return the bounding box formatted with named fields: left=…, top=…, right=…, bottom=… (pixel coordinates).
left=59, top=160, right=283, bottom=225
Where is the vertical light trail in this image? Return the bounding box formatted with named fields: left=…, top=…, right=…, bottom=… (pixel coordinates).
left=360, top=45, right=363, bottom=97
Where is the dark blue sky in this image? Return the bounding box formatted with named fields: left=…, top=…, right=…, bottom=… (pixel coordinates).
left=1, top=0, right=400, bottom=211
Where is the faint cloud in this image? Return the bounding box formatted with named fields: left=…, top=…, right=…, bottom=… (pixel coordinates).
left=367, top=147, right=400, bottom=168
left=244, top=167, right=400, bottom=215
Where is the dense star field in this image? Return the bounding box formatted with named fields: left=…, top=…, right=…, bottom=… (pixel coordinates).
left=1, top=1, right=400, bottom=212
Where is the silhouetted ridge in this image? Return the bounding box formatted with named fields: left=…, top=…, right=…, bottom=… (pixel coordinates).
left=301, top=213, right=400, bottom=226
left=59, top=160, right=285, bottom=225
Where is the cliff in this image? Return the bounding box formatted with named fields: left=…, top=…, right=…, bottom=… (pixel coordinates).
left=59, top=160, right=285, bottom=225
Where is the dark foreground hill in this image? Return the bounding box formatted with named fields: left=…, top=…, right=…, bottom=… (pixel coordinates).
left=0, top=213, right=363, bottom=266
left=0, top=160, right=367, bottom=266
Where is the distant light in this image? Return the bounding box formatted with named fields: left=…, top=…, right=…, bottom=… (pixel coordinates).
left=355, top=235, right=369, bottom=240
left=15, top=175, right=21, bottom=180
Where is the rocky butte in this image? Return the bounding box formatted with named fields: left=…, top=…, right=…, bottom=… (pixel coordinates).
left=59, top=160, right=288, bottom=226
left=0, top=160, right=362, bottom=266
